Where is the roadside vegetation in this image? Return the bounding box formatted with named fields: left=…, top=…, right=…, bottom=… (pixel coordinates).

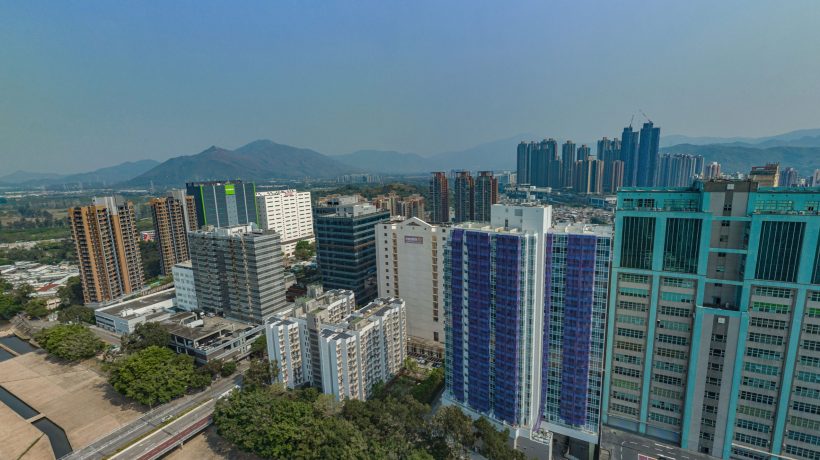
left=214, top=360, right=522, bottom=460
left=34, top=323, right=105, bottom=361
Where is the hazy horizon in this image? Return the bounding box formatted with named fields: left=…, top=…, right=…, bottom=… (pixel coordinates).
left=2, top=1, right=819, bottom=174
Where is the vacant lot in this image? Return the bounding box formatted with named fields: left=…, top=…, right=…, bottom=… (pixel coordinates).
left=0, top=351, right=145, bottom=449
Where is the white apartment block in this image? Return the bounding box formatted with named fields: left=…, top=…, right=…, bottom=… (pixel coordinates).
left=265, top=288, right=406, bottom=401
left=376, top=217, right=448, bottom=358
left=256, top=189, right=314, bottom=257
left=172, top=260, right=198, bottom=311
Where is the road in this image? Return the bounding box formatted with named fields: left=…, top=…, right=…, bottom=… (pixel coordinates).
left=601, top=428, right=711, bottom=460
left=111, top=397, right=217, bottom=460
left=61, top=374, right=241, bottom=460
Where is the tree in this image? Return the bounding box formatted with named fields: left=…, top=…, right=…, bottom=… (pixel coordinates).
left=121, top=322, right=170, bottom=354
left=474, top=417, right=527, bottom=460
left=0, top=277, right=12, bottom=293
left=0, top=292, right=24, bottom=320
left=430, top=406, right=475, bottom=457
left=34, top=324, right=105, bottom=361
left=24, top=298, right=49, bottom=318
left=13, top=283, right=34, bottom=305
left=139, top=241, right=161, bottom=280
left=294, top=240, right=316, bottom=261
left=249, top=334, right=267, bottom=358
left=57, top=276, right=84, bottom=306
left=220, top=360, right=237, bottom=377
left=243, top=358, right=275, bottom=390
left=108, top=346, right=198, bottom=406
left=58, top=305, right=96, bottom=324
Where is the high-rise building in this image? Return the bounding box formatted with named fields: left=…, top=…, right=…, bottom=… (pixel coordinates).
left=265, top=287, right=406, bottom=401
left=429, top=172, right=450, bottom=223
left=749, top=163, right=781, bottom=187
left=657, top=153, right=704, bottom=187
left=453, top=171, right=475, bottom=223
left=562, top=141, right=577, bottom=188
left=636, top=122, right=661, bottom=187
left=608, top=160, right=625, bottom=193
left=371, top=192, right=401, bottom=216
left=377, top=217, right=449, bottom=358
left=574, top=159, right=605, bottom=195
left=474, top=171, right=499, bottom=222
left=150, top=190, right=197, bottom=276
left=188, top=224, right=287, bottom=323
left=444, top=204, right=552, bottom=446
left=518, top=139, right=560, bottom=188
left=620, top=125, right=640, bottom=187
left=706, top=161, right=722, bottom=180
left=172, top=260, right=198, bottom=311
left=539, top=223, right=613, bottom=458
left=69, top=197, right=144, bottom=304
left=601, top=180, right=820, bottom=460
left=577, top=144, right=592, bottom=161
left=256, top=189, right=314, bottom=258
left=315, top=202, right=390, bottom=305
left=517, top=142, right=531, bottom=186
left=599, top=137, right=622, bottom=193
left=186, top=180, right=258, bottom=228
left=397, top=194, right=426, bottom=220
left=782, top=167, right=799, bottom=187
left=812, top=169, right=820, bottom=187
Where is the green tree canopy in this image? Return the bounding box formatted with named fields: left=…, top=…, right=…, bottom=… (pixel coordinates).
left=57, top=305, right=96, bottom=324
left=121, top=322, right=170, bottom=354
left=108, top=345, right=197, bottom=406
left=57, top=276, right=84, bottom=306
left=294, top=240, right=316, bottom=261
left=34, top=323, right=105, bottom=361
left=24, top=298, right=50, bottom=318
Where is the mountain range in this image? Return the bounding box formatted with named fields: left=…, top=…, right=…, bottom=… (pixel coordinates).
left=3, top=129, right=818, bottom=188
left=0, top=160, right=159, bottom=187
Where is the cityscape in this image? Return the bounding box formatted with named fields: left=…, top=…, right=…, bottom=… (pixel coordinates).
left=1, top=2, right=820, bottom=460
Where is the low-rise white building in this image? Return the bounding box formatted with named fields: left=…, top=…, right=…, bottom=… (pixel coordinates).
left=94, top=289, right=176, bottom=335
left=172, top=261, right=198, bottom=311
left=256, top=189, right=314, bottom=258
left=376, top=217, right=447, bottom=358
left=265, top=286, right=406, bottom=400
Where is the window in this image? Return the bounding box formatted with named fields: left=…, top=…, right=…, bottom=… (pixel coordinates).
left=618, top=301, right=647, bottom=312
left=659, top=305, right=690, bottom=317
left=661, top=292, right=693, bottom=303
left=742, top=377, right=777, bottom=391
left=786, top=431, right=820, bottom=446
left=746, top=347, right=782, bottom=361
left=738, top=405, right=772, bottom=419
left=617, top=328, right=645, bottom=339
left=740, top=391, right=774, bottom=405
left=653, top=374, right=683, bottom=386
left=621, top=216, right=656, bottom=270
left=433, top=332, right=439, bottom=342
left=649, top=412, right=680, bottom=426
left=755, top=222, right=806, bottom=282
left=750, top=317, right=788, bottom=329
left=748, top=333, right=784, bottom=346
left=753, top=286, right=792, bottom=298
left=656, top=347, right=686, bottom=360
left=750, top=301, right=789, bottom=314
left=657, top=334, right=688, bottom=346
left=734, top=433, right=769, bottom=448
left=744, top=362, right=780, bottom=376
left=662, top=277, right=695, bottom=288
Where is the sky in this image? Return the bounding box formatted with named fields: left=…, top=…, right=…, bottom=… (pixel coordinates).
left=1, top=1, right=819, bottom=174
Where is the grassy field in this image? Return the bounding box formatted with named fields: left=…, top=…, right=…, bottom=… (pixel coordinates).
left=0, top=226, right=71, bottom=243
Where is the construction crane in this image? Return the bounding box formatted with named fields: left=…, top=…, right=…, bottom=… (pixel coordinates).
left=639, top=109, right=652, bottom=124
left=628, top=113, right=634, bottom=128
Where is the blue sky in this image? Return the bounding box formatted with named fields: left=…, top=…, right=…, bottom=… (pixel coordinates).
left=1, top=1, right=819, bottom=173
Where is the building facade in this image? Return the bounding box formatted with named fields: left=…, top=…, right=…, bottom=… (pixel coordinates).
left=397, top=194, right=426, bottom=220
left=474, top=171, right=499, bottom=222
left=453, top=171, right=474, bottom=223
left=315, top=202, right=390, bottom=305
left=186, top=180, right=258, bottom=228
left=150, top=190, right=196, bottom=276
left=444, top=204, right=552, bottom=442
left=601, top=180, right=820, bottom=460
left=657, top=153, right=705, bottom=187
left=376, top=217, right=448, bottom=358
left=539, top=224, right=612, bottom=457
left=636, top=122, right=661, bottom=187
left=188, top=224, right=287, bottom=323
left=172, top=260, right=198, bottom=311
left=69, top=196, right=144, bottom=304
left=265, top=290, right=407, bottom=401
left=429, top=172, right=450, bottom=223
left=256, top=189, right=314, bottom=258
left=749, top=163, right=781, bottom=187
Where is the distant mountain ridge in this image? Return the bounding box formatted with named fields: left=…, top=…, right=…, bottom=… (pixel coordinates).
left=660, top=128, right=820, bottom=148
left=126, top=140, right=356, bottom=186
left=0, top=160, right=159, bottom=187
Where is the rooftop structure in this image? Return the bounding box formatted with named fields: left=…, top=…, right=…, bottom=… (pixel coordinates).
left=94, top=288, right=176, bottom=335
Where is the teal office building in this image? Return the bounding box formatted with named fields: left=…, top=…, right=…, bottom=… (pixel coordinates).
left=602, top=180, right=820, bottom=460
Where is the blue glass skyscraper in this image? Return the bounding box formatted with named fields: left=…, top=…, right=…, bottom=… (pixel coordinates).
left=636, top=122, right=661, bottom=187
